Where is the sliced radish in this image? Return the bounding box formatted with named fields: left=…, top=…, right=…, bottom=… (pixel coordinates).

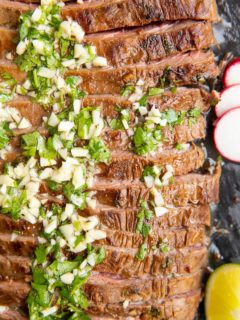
left=215, top=84, right=240, bottom=118
left=214, top=107, right=240, bottom=162
left=223, top=58, right=240, bottom=87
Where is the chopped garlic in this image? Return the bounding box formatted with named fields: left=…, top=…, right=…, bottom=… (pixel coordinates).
left=38, top=67, right=56, bottom=79
left=155, top=206, right=168, bottom=217
left=31, top=7, right=42, bottom=22
left=60, top=272, right=74, bottom=285
left=92, top=56, right=108, bottom=67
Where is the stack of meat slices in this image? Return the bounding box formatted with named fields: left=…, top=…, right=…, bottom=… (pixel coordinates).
left=0, top=0, right=221, bottom=319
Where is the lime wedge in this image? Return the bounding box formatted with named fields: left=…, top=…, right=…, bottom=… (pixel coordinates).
left=205, top=264, right=240, bottom=320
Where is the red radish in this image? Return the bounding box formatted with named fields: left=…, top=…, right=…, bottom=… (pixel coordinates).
left=215, top=84, right=240, bottom=118
left=223, top=58, right=240, bottom=87
left=214, top=107, right=240, bottom=162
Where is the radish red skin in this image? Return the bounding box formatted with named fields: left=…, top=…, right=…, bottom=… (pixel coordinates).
left=214, top=106, right=240, bottom=163
left=223, top=58, right=240, bottom=88
left=215, top=84, right=240, bottom=118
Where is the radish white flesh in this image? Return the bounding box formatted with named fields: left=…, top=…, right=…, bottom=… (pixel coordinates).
left=214, top=107, right=240, bottom=162
left=223, top=58, right=240, bottom=88
left=215, top=84, right=240, bottom=118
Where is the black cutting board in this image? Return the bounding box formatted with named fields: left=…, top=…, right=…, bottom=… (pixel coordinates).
left=197, top=0, right=240, bottom=318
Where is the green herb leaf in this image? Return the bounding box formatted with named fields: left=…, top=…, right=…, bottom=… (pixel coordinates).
left=88, top=138, right=110, bottom=163
left=136, top=243, right=148, bottom=261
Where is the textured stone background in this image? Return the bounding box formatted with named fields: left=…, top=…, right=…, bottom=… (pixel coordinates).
left=197, top=0, right=240, bottom=318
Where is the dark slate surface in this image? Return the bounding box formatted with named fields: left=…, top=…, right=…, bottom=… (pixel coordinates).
left=197, top=0, right=240, bottom=318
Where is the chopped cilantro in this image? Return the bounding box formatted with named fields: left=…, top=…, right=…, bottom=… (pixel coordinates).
left=22, top=131, right=40, bottom=157
left=88, top=138, right=110, bottom=163
left=35, top=245, right=48, bottom=264
left=0, top=125, right=9, bottom=150
left=120, top=85, right=135, bottom=97
left=136, top=243, right=148, bottom=261
left=148, top=87, right=164, bottom=96
left=135, top=201, right=153, bottom=238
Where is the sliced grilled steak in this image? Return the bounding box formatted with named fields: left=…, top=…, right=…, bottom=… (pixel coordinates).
left=0, top=21, right=216, bottom=67
left=0, top=0, right=218, bottom=30
left=92, top=165, right=221, bottom=208
left=0, top=255, right=31, bottom=282
left=88, top=289, right=202, bottom=319
left=82, top=88, right=211, bottom=112
left=85, top=271, right=203, bottom=304
left=0, top=281, right=30, bottom=307
left=99, top=226, right=207, bottom=250
left=0, top=234, right=207, bottom=276
left=0, top=308, right=27, bottom=320
left=0, top=214, right=41, bottom=236
left=0, top=271, right=202, bottom=307
left=0, top=51, right=219, bottom=94
left=98, top=145, right=205, bottom=181
left=0, top=26, right=16, bottom=58
left=0, top=1, right=34, bottom=28
left=7, top=87, right=210, bottom=128
left=84, top=204, right=211, bottom=232
left=95, top=245, right=208, bottom=278
left=67, top=51, right=219, bottom=94
left=62, top=0, right=218, bottom=33
left=86, top=21, right=216, bottom=67
left=0, top=234, right=36, bottom=257
left=0, top=204, right=210, bottom=238
left=0, top=144, right=205, bottom=182
left=101, top=115, right=206, bottom=151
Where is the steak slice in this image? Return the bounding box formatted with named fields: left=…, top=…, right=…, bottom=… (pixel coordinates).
left=0, top=308, right=27, bottom=320
left=0, top=143, right=205, bottom=182
left=0, top=236, right=207, bottom=277
left=101, top=115, right=206, bottom=151
left=92, top=165, right=221, bottom=208
left=0, top=234, right=36, bottom=257
left=98, top=145, right=205, bottom=181
left=10, top=115, right=206, bottom=151
left=0, top=281, right=30, bottom=307
left=0, top=271, right=202, bottom=306
left=6, top=87, right=210, bottom=127
left=62, top=0, right=218, bottom=33
left=86, top=271, right=203, bottom=304
left=0, top=0, right=218, bottom=30
left=0, top=255, right=31, bottom=282
left=67, top=50, right=219, bottom=94
left=95, top=245, right=208, bottom=277
left=0, top=21, right=216, bottom=67
left=99, top=226, right=207, bottom=250
left=0, top=51, right=219, bottom=94
left=0, top=204, right=210, bottom=237
left=0, top=26, right=16, bottom=58
left=84, top=204, right=211, bottom=232
left=88, top=289, right=202, bottom=319
left=86, top=21, right=216, bottom=67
